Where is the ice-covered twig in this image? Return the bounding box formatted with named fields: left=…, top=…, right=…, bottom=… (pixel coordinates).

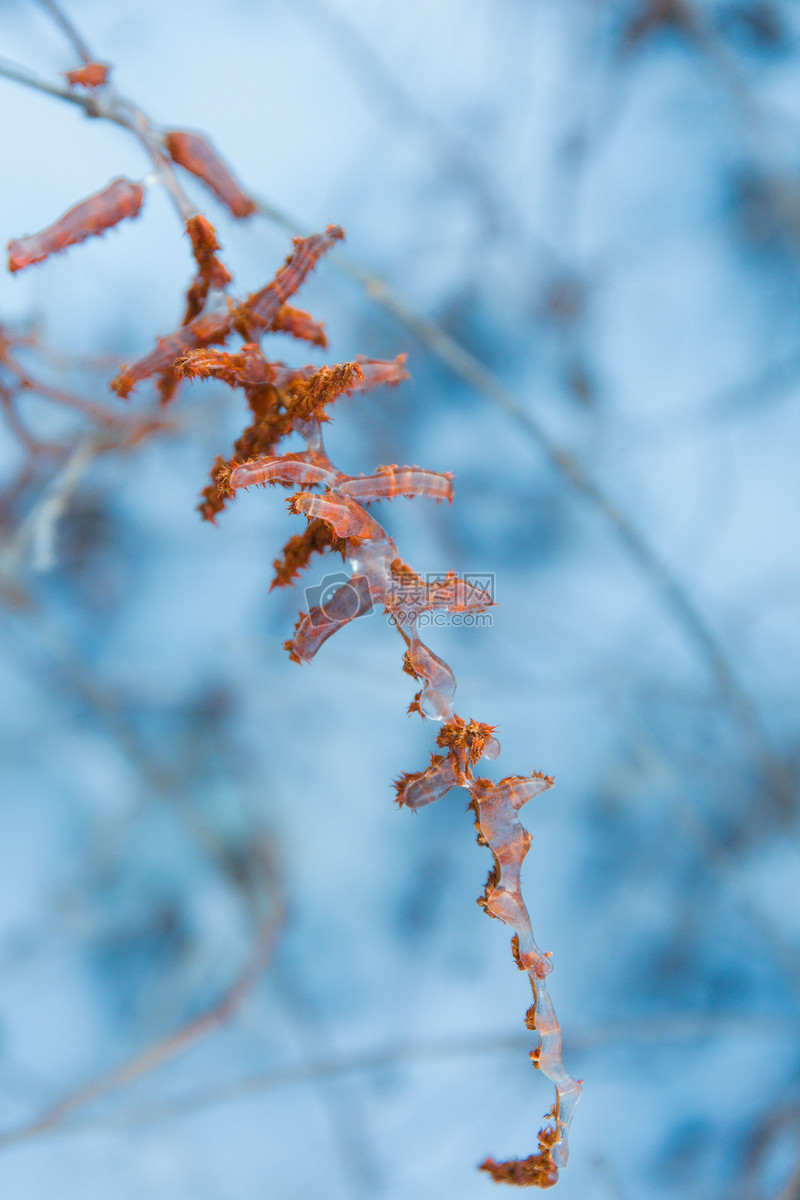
left=177, top=226, right=577, bottom=1182
left=397, top=723, right=582, bottom=1186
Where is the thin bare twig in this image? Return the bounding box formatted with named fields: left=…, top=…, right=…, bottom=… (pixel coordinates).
left=0, top=552, right=289, bottom=1151
left=8, top=434, right=98, bottom=573
left=7, top=1011, right=796, bottom=1141
left=35, top=0, right=93, bottom=63
left=292, top=0, right=559, bottom=263
left=0, top=875, right=285, bottom=1152
left=739, top=1100, right=800, bottom=1200
left=0, top=55, right=194, bottom=222
left=0, top=55, right=92, bottom=108
left=0, top=327, right=171, bottom=579
left=613, top=698, right=800, bottom=996
left=777, top=1159, right=800, bottom=1200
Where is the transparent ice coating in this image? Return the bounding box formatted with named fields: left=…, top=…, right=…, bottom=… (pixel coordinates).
left=407, top=631, right=456, bottom=722
left=288, top=491, right=387, bottom=541
left=482, top=734, right=501, bottom=760
left=397, top=749, right=582, bottom=1182
left=241, top=225, right=344, bottom=330
left=171, top=236, right=579, bottom=1179
left=279, top=422, right=490, bottom=699
left=398, top=753, right=463, bottom=809
left=347, top=534, right=394, bottom=591
left=532, top=982, right=583, bottom=1169
left=243, top=400, right=578, bottom=1181
left=288, top=575, right=374, bottom=662
left=338, top=465, right=453, bottom=503
left=230, top=452, right=340, bottom=492
left=469, top=774, right=582, bottom=1180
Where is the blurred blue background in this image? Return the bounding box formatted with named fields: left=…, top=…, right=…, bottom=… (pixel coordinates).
left=1, top=1, right=799, bottom=1197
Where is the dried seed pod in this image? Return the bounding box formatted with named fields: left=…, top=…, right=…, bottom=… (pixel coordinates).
left=110, top=307, right=232, bottom=400
left=163, top=130, right=256, bottom=218
left=64, top=62, right=109, bottom=88
left=8, top=178, right=144, bottom=273
left=287, top=490, right=386, bottom=541
left=338, top=465, right=453, bottom=503
left=234, top=226, right=345, bottom=336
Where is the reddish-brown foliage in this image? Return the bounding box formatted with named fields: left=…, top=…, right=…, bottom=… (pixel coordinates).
left=183, top=214, right=232, bottom=323
left=481, top=1108, right=562, bottom=1189
left=110, top=226, right=346, bottom=404
left=271, top=305, right=328, bottom=348
left=271, top=519, right=344, bottom=591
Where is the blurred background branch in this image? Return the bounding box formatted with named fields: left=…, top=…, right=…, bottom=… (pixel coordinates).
left=0, top=1, right=798, bottom=1197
